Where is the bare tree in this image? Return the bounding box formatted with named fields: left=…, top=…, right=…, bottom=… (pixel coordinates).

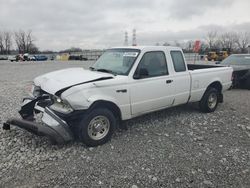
left=0, top=32, right=3, bottom=54
left=14, top=30, right=37, bottom=53
left=26, top=30, right=35, bottom=52
left=0, top=31, right=12, bottom=54
left=186, top=40, right=194, bottom=52
left=206, top=30, right=218, bottom=49
left=236, top=32, right=250, bottom=53
left=3, top=31, right=12, bottom=54
left=219, top=32, right=238, bottom=52
left=15, top=30, right=26, bottom=53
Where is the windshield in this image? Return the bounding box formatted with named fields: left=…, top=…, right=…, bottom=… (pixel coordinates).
left=221, top=55, right=250, bottom=65
left=91, top=49, right=140, bottom=75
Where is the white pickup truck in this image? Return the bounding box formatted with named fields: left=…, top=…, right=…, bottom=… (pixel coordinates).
left=3, top=46, right=233, bottom=146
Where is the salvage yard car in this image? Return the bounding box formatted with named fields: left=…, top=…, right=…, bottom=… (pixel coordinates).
left=219, top=54, right=250, bottom=89
left=3, top=46, right=233, bottom=146
left=34, top=55, right=48, bottom=61
left=8, top=55, right=18, bottom=62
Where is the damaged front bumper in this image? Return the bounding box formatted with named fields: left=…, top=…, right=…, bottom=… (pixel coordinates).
left=3, top=96, right=74, bottom=144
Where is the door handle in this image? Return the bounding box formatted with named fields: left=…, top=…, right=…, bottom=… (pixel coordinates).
left=116, top=89, right=127, bottom=93
left=166, top=79, right=173, bottom=84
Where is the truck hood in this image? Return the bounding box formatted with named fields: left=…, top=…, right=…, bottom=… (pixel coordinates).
left=34, top=68, right=114, bottom=95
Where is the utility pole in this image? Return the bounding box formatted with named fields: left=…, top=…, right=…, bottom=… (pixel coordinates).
left=124, top=31, right=128, bottom=46
left=132, top=29, right=137, bottom=46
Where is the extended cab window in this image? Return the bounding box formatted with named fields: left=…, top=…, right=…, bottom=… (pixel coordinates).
left=134, top=51, right=168, bottom=79
left=171, top=51, right=186, bottom=72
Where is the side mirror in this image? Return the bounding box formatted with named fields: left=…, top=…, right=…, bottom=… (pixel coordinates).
left=133, top=68, right=149, bottom=79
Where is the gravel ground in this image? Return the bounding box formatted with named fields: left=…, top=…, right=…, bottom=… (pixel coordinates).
left=0, top=60, right=249, bottom=188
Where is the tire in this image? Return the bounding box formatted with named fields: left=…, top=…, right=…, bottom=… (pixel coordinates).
left=199, top=87, right=219, bottom=113
left=77, top=108, right=116, bottom=147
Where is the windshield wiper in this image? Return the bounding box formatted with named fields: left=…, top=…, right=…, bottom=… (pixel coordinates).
left=89, top=67, right=116, bottom=75
left=96, top=68, right=117, bottom=76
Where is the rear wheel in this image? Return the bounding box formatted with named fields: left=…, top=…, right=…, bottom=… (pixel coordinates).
left=199, top=87, right=219, bottom=113
left=77, top=108, right=116, bottom=147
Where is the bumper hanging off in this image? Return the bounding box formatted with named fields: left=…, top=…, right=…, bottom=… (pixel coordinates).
left=3, top=97, right=74, bottom=144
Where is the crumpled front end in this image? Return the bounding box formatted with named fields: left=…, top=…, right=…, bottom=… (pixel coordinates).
left=3, top=88, right=74, bottom=144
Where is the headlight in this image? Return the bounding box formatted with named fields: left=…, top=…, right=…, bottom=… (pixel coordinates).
left=28, top=84, right=41, bottom=97
left=49, top=97, right=73, bottom=114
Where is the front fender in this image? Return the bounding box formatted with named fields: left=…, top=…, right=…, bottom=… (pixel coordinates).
left=87, top=95, right=131, bottom=120
left=87, top=95, right=120, bottom=107
left=62, top=89, right=131, bottom=120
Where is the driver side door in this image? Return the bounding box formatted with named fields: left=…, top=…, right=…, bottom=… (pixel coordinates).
left=129, top=51, right=175, bottom=115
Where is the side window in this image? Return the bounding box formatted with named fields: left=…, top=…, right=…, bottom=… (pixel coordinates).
left=171, top=51, right=186, bottom=72
left=134, top=51, right=168, bottom=78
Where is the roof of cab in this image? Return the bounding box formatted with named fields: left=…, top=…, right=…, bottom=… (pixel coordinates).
left=111, top=46, right=182, bottom=51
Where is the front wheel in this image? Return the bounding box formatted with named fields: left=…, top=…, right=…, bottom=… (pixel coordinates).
left=199, top=87, right=219, bottom=113
left=77, top=108, right=116, bottom=147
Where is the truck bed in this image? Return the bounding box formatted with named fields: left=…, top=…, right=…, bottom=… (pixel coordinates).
left=187, top=64, right=222, bottom=70
left=187, top=64, right=233, bottom=103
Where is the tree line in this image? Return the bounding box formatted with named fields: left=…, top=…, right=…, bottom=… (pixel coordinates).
left=1, top=29, right=249, bottom=55
left=166, top=31, right=250, bottom=54
left=0, top=30, right=38, bottom=55
left=205, top=31, right=250, bottom=53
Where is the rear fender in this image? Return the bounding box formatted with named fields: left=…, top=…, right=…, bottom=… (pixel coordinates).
left=206, top=81, right=223, bottom=103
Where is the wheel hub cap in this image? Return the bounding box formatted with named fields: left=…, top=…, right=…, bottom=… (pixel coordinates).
left=88, top=116, right=110, bottom=140
left=208, top=93, right=217, bottom=109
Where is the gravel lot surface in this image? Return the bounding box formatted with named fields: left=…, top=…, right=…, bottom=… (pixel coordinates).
left=0, top=60, right=249, bottom=187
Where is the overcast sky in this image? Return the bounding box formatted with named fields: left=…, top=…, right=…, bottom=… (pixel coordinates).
left=0, top=0, right=250, bottom=50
